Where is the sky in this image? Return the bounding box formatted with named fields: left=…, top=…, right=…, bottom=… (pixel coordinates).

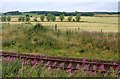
left=0, top=0, right=119, bottom=12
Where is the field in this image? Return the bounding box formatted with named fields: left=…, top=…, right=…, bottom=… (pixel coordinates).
left=0, top=15, right=118, bottom=32
left=1, top=14, right=119, bottom=77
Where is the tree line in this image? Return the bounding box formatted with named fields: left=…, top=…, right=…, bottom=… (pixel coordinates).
left=3, top=11, right=95, bottom=16
left=3, top=11, right=119, bottom=16
left=0, top=13, right=81, bottom=22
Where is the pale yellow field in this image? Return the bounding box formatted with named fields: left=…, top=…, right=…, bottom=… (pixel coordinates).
left=0, top=15, right=118, bottom=32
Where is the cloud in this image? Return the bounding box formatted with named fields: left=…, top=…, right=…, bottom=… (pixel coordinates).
left=1, top=2, right=118, bottom=12
left=0, top=0, right=119, bottom=2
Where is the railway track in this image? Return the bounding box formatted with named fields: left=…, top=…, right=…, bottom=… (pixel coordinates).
left=1, top=51, right=120, bottom=76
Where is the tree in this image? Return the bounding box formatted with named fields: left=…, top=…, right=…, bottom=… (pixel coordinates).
left=59, top=14, right=64, bottom=22
left=26, top=14, right=29, bottom=17
left=21, top=17, right=25, bottom=22
left=75, top=13, right=81, bottom=22
left=18, top=16, right=22, bottom=21
left=51, top=14, right=56, bottom=21
left=7, top=16, right=11, bottom=21
left=1, top=16, right=6, bottom=22
left=25, top=17, right=30, bottom=21
left=68, top=16, right=72, bottom=22
left=46, top=13, right=51, bottom=21
left=40, top=15, right=45, bottom=21
left=18, top=16, right=24, bottom=22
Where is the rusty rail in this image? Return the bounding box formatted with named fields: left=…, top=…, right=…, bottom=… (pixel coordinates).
left=1, top=51, right=120, bottom=76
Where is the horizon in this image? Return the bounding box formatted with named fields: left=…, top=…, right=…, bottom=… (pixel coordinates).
left=2, top=10, right=118, bottom=13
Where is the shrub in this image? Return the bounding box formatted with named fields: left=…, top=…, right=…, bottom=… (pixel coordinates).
left=59, top=14, right=64, bottom=22
left=75, top=13, right=81, bottom=22
left=25, top=17, right=30, bottom=21
left=18, top=16, right=24, bottom=22
left=46, top=13, right=51, bottom=21
left=1, top=16, right=6, bottom=22
left=68, top=16, right=72, bottom=22
left=51, top=14, right=56, bottom=21
left=40, top=15, right=45, bottom=21
left=7, top=16, right=11, bottom=21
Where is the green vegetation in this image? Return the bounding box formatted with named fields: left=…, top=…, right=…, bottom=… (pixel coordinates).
left=0, top=16, right=6, bottom=22
left=46, top=13, right=51, bottom=21
left=2, top=23, right=118, bottom=61
left=68, top=16, right=72, bottom=22
left=7, top=16, right=11, bottom=21
left=51, top=14, right=56, bottom=22
left=59, top=14, right=64, bottom=21
left=18, top=16, right=24, bottom=22
left=0, top=13, right=81, bottom=22
left=3, top=11, right=118, bottom=16
left=75, top=13, right=81, bottom=22
left=25, top=17, right=30, bottom=21
left=40, top=14, right=45, bottom=22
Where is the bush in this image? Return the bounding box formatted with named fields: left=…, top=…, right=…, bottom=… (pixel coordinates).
left=68, top=16, right=72, bottom=22
left=7, top=16, right=11, bottom=21
left=51, top=14, right=56, bottom=21
left=25, top=17, right=30, bottom=21
left=75, top=13, right=81, bottom=22
left=18, top=16, right=24, bottom=22
left=59, top=14, right=64, bottom=22
left=1, top=16, right=6, bottom=22
left=46, top=13, right=51, bottom=21
left=40, top=15, right=45, bottom=21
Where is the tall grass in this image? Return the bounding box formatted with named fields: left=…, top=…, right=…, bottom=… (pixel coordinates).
left=2, top=23, right=118, bottom=60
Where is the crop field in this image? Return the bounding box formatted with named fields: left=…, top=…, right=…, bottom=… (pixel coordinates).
left=0, top=15, right=118, bottom=32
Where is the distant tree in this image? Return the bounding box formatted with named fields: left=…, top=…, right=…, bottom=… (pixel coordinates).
left=7, top=16, right=11, bottom=21
left=26, top=14, right=29, bottom=17
left=25, top=17, right=30, bottom=21
left=34, top=17, right=37, bottom=22
left=46, top=13, right=51, bottom=21
left=18, top=16, right=24, bottom=22
left=1, top=16, right=6, bottom=22
left=75, top=13, right=81, bottom=22
left=68, top=16, right=72, bottom=22
left=21, top=17, right=25, bottom=22
left=59, top=14, right=64, bottom=22
left=18, top=16, right=22, bottom=21
left=40, top=15, right=45, bottom=21
left=51, top=14, right=56, bottom=21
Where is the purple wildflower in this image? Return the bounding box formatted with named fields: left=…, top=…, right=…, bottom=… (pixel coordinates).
left=82, top=59, right=87, bottom=66
left=83, top=64, right=89, bottom=71
left=31, top=60, right=35, bottom=66
left=93, top=65, right=97, bottom=71
left=99, top=64, right=105, bottom=71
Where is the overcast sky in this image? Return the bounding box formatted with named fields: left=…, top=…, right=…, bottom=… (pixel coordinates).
left=0, top=0, right=119, bottom=12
